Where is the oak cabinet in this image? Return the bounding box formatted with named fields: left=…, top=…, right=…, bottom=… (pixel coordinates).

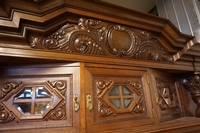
left=83, top=63, right=185, bottom=132
left=0, top=63, right=81, bottom=133
left=0, top=63, right=194, bottom=133
left=84, top=64, right=154, bottom=132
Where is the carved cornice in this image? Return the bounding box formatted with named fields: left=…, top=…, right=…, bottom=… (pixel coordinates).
left=30, top=18, right=173, bottom=62
left=0, top=0, right=195, bottom=63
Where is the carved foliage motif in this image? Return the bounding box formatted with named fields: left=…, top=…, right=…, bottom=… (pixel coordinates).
left=96, top=80, right=145, bottom=117
left=0, top=104, right=15, bottom=123
left=156, top=81, right=178, bottom=110
left=30, top=18, right=173, bottom=62
left=0, top=82, right=21, bottom=100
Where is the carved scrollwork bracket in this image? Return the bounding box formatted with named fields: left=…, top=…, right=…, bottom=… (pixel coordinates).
left=98, top=101, right=114, bottom=117
left=182, top=74, right=200, bottom=117
left=48, top=80, right=67, bottom=96
left=0, top=104, right=15, bottom=123
left=30, top=18, right=173, bottom=62
left=0, top=82, right=21, bottom=100
left=46, top=101, right=66, bottom=120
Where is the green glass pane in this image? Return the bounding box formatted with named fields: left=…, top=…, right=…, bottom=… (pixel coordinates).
left=14, top=103, right=31, bottom=114
left=35, top=101, right=52, bottom=114
left=109, top=99, right=120, bottom=108
left=108, top=85, right=119, bottom=96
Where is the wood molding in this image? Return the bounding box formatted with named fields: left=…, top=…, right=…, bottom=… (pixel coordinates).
left=0, top=0, right=195, bottom=64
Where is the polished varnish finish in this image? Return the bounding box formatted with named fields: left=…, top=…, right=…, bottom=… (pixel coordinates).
left=0, top=0, right=200, bottom=133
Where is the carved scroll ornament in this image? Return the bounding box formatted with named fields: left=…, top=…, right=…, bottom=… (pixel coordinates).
left=0, top=82, right=21, bottom=100
left=0, top=104, right=15, bottom=123
left=47, top=101, right=66, bottom=120
left=48, top=80, right=67, bottom=96
left=30, top=18, right=173, bottom=62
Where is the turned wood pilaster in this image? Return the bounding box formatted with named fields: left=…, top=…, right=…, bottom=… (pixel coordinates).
left=182, top=74, right=200, bottom=117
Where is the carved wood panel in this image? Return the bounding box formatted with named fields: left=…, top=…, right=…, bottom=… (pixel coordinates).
left=30, top=18, right=173, bottom=62
left=0, top=64, right=79, bottom=131
left=84, top=66, right=154, bottom=133
left=148, top=69, right=184, bottom=123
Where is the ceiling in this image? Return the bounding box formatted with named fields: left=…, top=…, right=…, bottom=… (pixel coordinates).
left=102, top=0, right=156, bottom=13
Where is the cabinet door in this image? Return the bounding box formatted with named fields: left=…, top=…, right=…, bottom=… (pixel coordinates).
left=148, top=69, right=184, bottom=123
left=0, top=63, right=80, bottom=133
left=84, top=66, right=155, bottom=133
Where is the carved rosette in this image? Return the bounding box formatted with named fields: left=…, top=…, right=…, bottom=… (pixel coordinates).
left=0, top=82, right=20, bottom=100
left=48, top=80, right=67, bottom=96
left=0, top=104, right=15, bottom=123
left=47, top=101, right=66, bottom=120
left=156, top=81, right=178, bottom=110
left=30, top=18, right=173, bottom=62
left=182, top=74, right=200, bottom=117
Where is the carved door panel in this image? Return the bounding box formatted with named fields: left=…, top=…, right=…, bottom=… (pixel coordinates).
left=0, top=63, right=80, bottom=133
left=148, top=69, right=184, bottom=123
left=84, top=65, right=155, bottom=133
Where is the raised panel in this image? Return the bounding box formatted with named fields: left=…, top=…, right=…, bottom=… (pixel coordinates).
left=148, top=69, right=184, bottom=123
left=0, top=63, right=80, bottom=133
left=84, top=65, right=154, bottom=132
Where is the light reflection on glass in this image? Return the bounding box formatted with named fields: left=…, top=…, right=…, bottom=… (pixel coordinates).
left=35, top=101, right=52, bottom=114
left=36, top=87, right=53, bottom=98
left=14, top=103, right=31, bottom=114
left=15, top=87, right=32, bottom=100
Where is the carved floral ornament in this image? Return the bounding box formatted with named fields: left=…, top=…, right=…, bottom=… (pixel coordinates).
left=0, top=80, right=67, bottom=123
left=30, top=18, right=173, bottom=62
